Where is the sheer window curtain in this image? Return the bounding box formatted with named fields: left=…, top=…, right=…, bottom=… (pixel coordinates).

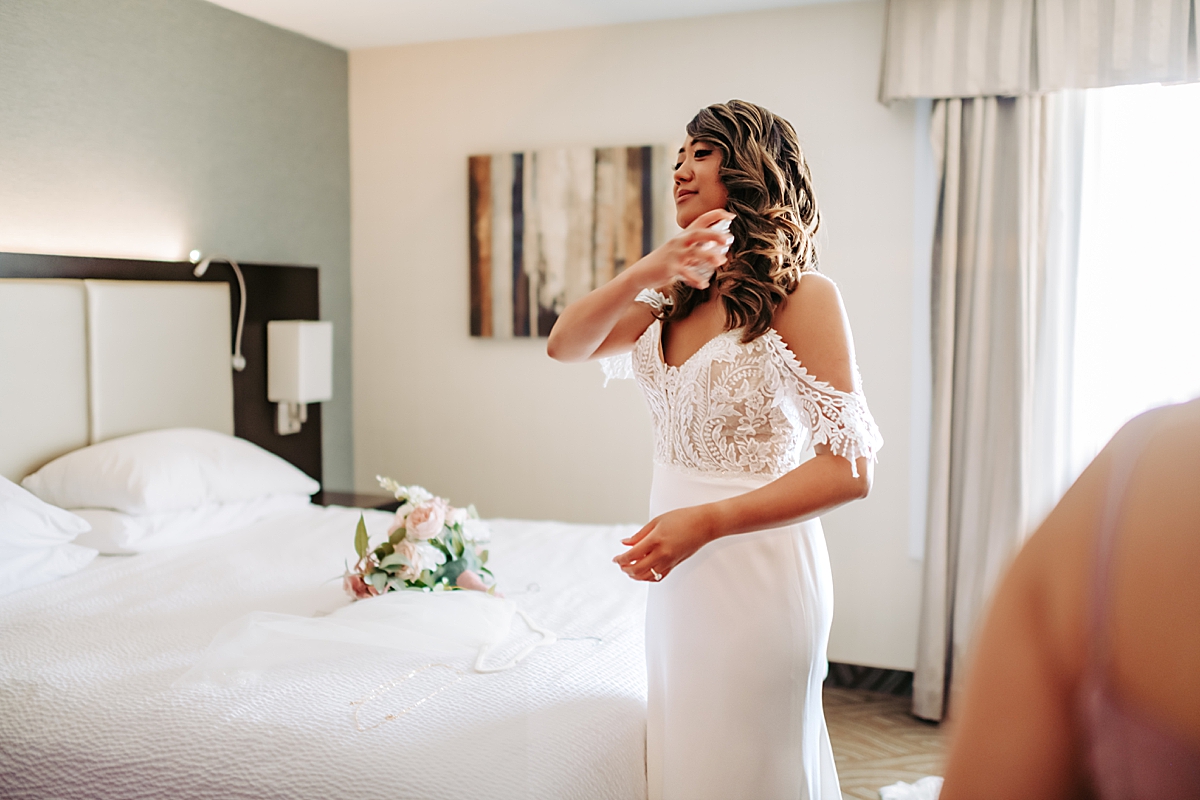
left=914, top=92, right=1085, bottom=721
left=881, top=0, right=1197, bottom=721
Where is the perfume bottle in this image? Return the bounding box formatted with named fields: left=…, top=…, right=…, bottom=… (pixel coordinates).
left=685, top=217, right=732, bottom=283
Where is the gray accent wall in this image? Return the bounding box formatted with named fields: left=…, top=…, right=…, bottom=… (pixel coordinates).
left=0, top=0, right=353, bottom=490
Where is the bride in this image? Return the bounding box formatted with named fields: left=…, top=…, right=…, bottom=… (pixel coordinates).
left=547, top=99, right=882, bottom=800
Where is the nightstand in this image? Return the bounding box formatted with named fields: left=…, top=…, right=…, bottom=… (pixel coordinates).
left=312, top=491, right=400, bottom=512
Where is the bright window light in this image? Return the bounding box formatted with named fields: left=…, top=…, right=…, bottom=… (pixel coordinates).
left=1071, top=82, right=1200, bottom=474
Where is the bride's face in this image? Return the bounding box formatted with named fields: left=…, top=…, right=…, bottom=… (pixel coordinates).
left=674, top=135, right=729, bottom=229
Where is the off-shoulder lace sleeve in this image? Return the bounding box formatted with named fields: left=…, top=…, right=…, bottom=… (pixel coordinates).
left=598, top=289, right=671, bottom=386
left=599, top=353, right=634, bottom=386
left=764, top=330, right=883, bottom=477
left=634, top=288, right=671, bottom=312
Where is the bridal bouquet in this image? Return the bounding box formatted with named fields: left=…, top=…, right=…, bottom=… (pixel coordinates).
left=343, top=477, right=493, bottom=600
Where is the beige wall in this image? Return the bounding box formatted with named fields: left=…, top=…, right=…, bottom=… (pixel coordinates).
left=349, top=1, right=924, bottom=670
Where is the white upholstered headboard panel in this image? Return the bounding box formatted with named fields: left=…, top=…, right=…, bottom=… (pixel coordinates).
left=0, top=279, right=235, bottom=482
left=0, top=280, right=91, bottom=482
left=86, top=280, right=234, bottom=443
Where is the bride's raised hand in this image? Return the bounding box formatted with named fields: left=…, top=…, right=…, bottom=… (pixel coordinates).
left=631, top=208, right=735, bottom=291
left=612, top=504, right=718, bottom=582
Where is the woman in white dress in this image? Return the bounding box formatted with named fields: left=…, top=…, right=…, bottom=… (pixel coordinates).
left=547, top=100, right=882, bottom=800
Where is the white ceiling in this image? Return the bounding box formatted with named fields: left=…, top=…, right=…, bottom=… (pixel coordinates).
left=202, top=0, right=843, bottom=51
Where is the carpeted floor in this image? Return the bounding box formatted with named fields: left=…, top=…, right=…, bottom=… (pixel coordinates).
left=824, top=688, right=945, bottom=799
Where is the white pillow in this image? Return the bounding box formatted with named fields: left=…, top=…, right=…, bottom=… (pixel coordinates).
left=0, top=476, right=97, bottom=598
left=1, top=475, right=91, bottom=550
left=21, top=428, right=321, bottom=514
left=73, top=494, right=313, bottom=554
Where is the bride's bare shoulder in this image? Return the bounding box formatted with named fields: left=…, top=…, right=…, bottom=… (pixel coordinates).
left=770, top=272, right=857, bottom=393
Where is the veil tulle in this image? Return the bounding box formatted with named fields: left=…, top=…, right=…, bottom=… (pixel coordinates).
left=175, top=590, right=554, bottom=687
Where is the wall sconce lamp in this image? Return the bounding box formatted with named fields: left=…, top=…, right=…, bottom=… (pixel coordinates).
left=189, top=250, right=247, bottom=372
left=267, top=320, right=333, bottom=436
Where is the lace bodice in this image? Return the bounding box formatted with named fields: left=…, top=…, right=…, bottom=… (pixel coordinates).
left=603, top=290, right=882, bottom=480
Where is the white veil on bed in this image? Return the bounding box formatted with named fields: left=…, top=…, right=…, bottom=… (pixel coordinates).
left=175, top=590, right=555, bottom=687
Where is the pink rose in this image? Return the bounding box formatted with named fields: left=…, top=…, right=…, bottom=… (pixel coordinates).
left=343, top=573, right=378, bottom=600
left=387, top=502, right=414, bottom=537
left=405, top=498, right=449, bottom=541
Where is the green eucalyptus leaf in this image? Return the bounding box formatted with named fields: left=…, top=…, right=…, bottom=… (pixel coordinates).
left=437, top=558, right=467, bottom=586
left=379, top=552, right=411, bottom=569
left=367, top=571, right=388, bottom=591
left=461, top=549, right=481, bottom=572
left=354, top=514, right=369, bottom=559
left=389, top=528, right=406, bottom=545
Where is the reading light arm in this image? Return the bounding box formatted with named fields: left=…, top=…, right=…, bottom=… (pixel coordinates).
left=189, top=251, right=247, bottom=372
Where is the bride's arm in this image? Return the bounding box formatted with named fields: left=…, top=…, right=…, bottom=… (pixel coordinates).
left=545, top=266, right=660, bottom=363
left=615, top=273, right=874, bottom=581
left=546, top=208, right=734, bottom=362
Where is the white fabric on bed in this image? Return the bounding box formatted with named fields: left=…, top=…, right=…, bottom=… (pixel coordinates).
left=176, top=588, right=536, bottom=686
left=0, top=475, right=97, bottom=597
left=0, top=540, right=98, bottom=598
left=0, top=475, right=90, bottom=549
left=0, top=504, right=648, bottom=800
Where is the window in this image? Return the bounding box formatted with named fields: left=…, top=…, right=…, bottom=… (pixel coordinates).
left=1071, top=82, right=1200, bottom=474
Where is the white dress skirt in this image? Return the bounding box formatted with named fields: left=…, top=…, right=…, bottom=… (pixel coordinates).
left=603, top=285, right=883, bottom=800
left=646, top=465, right=840, bottom=800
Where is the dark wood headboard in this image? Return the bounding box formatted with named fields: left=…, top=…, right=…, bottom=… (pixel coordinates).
left=0, top=252, right=323, bottom=485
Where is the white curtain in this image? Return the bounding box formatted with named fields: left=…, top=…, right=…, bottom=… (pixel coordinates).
left=881, top=0, right=1198, bottom=101
left=912, top=92, right=1085, bottom=721
left=883, top=0, right=1195, bottom=722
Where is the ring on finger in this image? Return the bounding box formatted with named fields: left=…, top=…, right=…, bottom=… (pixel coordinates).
left=650, top=568, right=662, bottom=581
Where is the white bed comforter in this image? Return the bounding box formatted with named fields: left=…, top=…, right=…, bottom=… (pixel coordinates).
left=0, top=505, right=648, bottom=799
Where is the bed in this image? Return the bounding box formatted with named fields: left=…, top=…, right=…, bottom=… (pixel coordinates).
left=0, top=263, right=649, bottom=799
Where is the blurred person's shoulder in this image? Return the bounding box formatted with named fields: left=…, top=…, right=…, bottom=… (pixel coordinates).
left=1010, top=398, right=1200, bottom=681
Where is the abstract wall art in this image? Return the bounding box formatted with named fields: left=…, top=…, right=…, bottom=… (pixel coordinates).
left=468, top=145, right=679, bottom=337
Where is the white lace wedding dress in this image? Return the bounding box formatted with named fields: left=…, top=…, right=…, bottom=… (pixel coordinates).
left=604, top=288, right=883, bottom=800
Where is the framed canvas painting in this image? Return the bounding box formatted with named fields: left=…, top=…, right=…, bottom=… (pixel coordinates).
left=468, top=145, right=678, bottom=337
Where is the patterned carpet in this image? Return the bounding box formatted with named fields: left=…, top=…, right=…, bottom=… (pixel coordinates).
left=824, top=688, right=945, bottom=799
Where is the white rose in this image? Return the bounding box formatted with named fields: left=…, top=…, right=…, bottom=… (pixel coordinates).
left=405, top=498, right=449, bottom=541
left=400, top=485, right=434, bottom=505
left=395, top=539, right=446, bottom=580
left=400, top=539, right=447, bottom=575
left=461, top=518, right=491, bottom=543
left=447, top=506, right=469, bottom=526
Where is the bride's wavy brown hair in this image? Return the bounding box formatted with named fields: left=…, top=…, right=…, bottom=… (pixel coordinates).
left=662, top=99, right=821, bottom=342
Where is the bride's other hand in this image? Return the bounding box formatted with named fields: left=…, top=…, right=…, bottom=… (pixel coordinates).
left=632, top=209, right=735, bottom=291
left=613, top=505, right=717, bottom=582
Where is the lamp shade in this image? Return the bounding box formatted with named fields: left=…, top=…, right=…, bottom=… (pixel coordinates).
left=267, top=320, right=333, bottom=404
